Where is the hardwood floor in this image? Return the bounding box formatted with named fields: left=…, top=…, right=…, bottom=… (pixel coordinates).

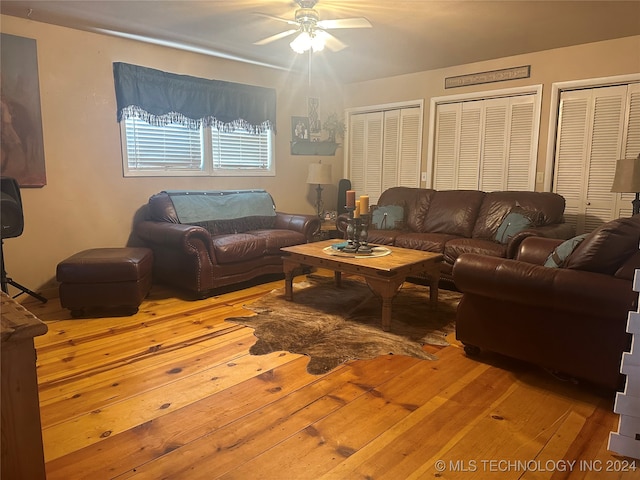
left=22, top=271, right=637, bottom=479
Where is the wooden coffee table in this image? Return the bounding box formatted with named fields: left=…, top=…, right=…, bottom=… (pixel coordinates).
left=281, top=240, right=443, bottom=331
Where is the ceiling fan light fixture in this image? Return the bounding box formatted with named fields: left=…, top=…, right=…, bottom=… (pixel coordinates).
left=290, top=30, right=325, bottom=53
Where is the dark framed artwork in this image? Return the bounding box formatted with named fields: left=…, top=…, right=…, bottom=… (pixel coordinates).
left=1, top=34, right=46, bottom=187
left=291, top=116, right=310, bottom=142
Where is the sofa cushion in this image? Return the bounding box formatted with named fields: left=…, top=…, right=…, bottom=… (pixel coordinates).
left=422, top=190, right=485, bottom=237
left=371, top=205, right=405, bottom=230
left=564, top=215, right=640, bottom=275
left=367, top=229, right=400, bottom=245
left=195, top=216, right=276, bottom=236
left=211, top=234, right=266, bottom=264
left=494, top=209, right=533, bottom=244
left=472, top=191, right=565, bottom=239
left=544, top=234, right=589, bottom=268
left=445, top=238, right=507, bottom=266
left=395, top=232, right=459, bottom=253
left=246, top=229, right=307, bottom=255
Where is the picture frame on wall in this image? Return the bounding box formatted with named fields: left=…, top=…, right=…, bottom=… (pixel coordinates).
left=0, top=33, right=47, bottom=187
left=291, top=116, right=310, bottom=142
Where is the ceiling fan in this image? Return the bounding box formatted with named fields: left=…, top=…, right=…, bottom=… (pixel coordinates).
left=254, top=0, right=372, bottom=53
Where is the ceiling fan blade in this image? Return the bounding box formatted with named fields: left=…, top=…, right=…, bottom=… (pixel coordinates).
left=254, top=12, right=298, bottom=26
left=317, top=17, right=372, bottom=29
left=254, top=29, right=298, bottom=46
left=321, top=31, right=347, bottom=52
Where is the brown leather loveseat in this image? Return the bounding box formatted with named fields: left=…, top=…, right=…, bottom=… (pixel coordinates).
left=135, top=189, right=320, bottom=297
left=453, top=215, right=640, bottom=390
left=338, top=187, right=574, bottom=283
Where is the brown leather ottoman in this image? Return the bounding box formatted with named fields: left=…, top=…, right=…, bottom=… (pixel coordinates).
left=56, top=247, right=153, bottom=317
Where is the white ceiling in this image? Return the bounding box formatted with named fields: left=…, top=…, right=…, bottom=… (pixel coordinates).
left=2, top=1, right=639, bottom=84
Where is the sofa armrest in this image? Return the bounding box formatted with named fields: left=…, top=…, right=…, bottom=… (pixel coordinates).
left=274, top=213, right=321, bottom=242
left=515, top=236, right=564, bottom=264
left=505, top=222, right=576, bottom=258
left=135, top=220, right=216, bottom=260
left=453, top=253, right=637, bottom=317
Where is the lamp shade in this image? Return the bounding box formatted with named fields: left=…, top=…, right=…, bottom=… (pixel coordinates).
left=611, top=154, right=640, bottom=193
left=306, top=163, right=332, bottom=185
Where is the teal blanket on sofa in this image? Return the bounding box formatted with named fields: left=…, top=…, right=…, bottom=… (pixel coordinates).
left=164, top=190, right=276, bottom=224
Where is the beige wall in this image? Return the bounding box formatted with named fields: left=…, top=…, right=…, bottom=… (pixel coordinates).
left=343, top=35, right=640, bottom=190
left=1, top=15, right=344, bottom=294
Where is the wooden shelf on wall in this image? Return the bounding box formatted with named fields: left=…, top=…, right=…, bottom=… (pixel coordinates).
left=290, top=141, right=340, bottom=156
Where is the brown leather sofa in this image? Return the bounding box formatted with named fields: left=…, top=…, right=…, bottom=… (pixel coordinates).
left=453, top=215, right=640, bottom=390
left=134, top=190, right=320, bottom=297
left=338, top=187, right=574, bottom=283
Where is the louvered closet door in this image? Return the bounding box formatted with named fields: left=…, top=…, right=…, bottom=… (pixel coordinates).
left=397, top=107, right=422, bottom=187
left=553, top=85, right=629, bottom=233
left=618, top=82, right=640, bottom=218
left=479, top=98, right=507, bottom=191
left=458, top=101, right=482, bottom=189
left=505, top=95, right=537, bottom=190
left=433, top=103, right=460, bottom=190
left=349, top=111, right=384, bottom=203
left=382, top=109, right=400, bottom=192
left=433, top=94, right=537, bottom=191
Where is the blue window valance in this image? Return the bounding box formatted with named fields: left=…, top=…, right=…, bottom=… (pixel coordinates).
left=113, top=62, right=276, bottom=133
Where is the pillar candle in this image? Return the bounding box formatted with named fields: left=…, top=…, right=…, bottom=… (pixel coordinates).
left=359, top=195, right=369, bottom=214
left=354, top=200, right=361, bottom=218
left=346, top=190, right=356, bottom=207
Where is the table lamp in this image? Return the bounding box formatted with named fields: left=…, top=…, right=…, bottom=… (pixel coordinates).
left=611, top=153, right=640, bottom=216
left=306, top=162, right=332, bottom=218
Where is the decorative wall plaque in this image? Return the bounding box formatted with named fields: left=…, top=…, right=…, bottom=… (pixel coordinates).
left=445, top=65, right=531, bottom=89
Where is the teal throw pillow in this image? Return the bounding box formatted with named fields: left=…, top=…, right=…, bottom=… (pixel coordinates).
left=495, top=212, right=531, bottom=244
left=371, top=205, right=404, bottom=230
left=544, top=234, right=589, bottom=268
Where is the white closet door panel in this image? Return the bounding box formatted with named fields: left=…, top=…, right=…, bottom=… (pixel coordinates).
left=364, top=113, right=384, bottom=203
left=398, top=107, right=421, bottom=187
left=349, top=114, right=366, bottom=196
left=433, top=103, right=460, bottom=190
left=617, top=83, right=640, bottom=218
left=584, top=86, right=626, bottom=227
left=553, top=92, right=591, bottom=230
left=458, top=102, right=482, bottom=189
left=382, top=110, right=400, bottom=192
left=506, top=98, right=536, bottom=191
left=480, top=99, right=507, bottom=191
left=553, top=84, right=635, bottom=233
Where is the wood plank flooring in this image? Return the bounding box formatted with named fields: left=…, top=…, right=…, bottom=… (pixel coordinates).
left=20, top=270, right=638, bottom=479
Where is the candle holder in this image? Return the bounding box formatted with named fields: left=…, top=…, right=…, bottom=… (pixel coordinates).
left=342, top=207, right=372, bottom=254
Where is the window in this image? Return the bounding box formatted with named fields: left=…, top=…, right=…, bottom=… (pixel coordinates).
left=113, top=62, right=277, bottom=177
left=121, top=117, right=274, bottom=177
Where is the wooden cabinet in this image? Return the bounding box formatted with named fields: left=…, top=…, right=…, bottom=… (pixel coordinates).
left=1, top=292, right=48, bottom=480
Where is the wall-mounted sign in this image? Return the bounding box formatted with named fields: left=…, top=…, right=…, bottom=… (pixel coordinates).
left=445, top=65, right=531, bottom=89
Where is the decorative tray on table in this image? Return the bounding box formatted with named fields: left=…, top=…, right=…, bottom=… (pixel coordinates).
left=322, top=242, right=392, bottom=258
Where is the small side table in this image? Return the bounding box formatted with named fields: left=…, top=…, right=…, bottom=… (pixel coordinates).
left=1, top=292, right=48, bottom=480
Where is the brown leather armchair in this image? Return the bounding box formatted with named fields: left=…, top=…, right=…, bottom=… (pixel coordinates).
left=453, top=215, right=640, bottom=390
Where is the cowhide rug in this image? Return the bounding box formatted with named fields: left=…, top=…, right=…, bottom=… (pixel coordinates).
left=225, top=274, right=462, bottom=375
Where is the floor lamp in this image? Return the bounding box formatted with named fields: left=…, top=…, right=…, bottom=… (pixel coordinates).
left=611, top=153, right=640, bottom=216
left=306, top=162, right=332, bottom=218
